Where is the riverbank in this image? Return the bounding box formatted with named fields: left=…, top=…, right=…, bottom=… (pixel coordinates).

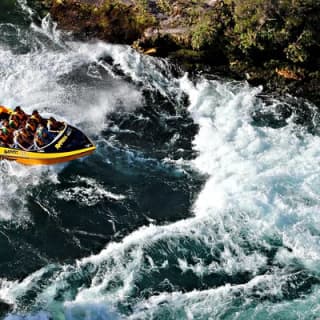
left=39, top=0, right=320, bottom=105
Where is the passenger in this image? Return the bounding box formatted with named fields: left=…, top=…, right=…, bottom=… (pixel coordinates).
left=12, top=131, right=19, bottom=148
left=1, top=119, right=14, bottom=135
left=36, top=123, right=52, bottom=146
left=0, top=130, right=9, bottom=146
left=13, top=128, right=33, bottom=149
left=0, top=119, right=7, bottom=129
left=25, top=118, right=37, bottom=134
left=8, top=114, right=20, bottom=130
left=30, top=110, right=42, bottom=125
left=13, top=106, right=28, bottom=124
left=47, top=117, right=64, bottom=133
left=34, top=136, right=45, bottom=148
left=0, top=125, right=12, bottom=147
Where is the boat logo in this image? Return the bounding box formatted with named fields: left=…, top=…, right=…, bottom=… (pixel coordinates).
left=55, top=135, right=68, bottom=150
left=4, top=149, right=19, bottom=155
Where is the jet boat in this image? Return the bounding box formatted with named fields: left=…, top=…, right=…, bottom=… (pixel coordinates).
left=0, top=106, right=95, bottom=165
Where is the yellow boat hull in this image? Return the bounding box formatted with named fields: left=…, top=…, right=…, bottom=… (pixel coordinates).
left=0, top=106, right=96, bottom=165
left=0, top=146, right=96, bottom=165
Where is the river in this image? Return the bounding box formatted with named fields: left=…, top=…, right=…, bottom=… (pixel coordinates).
left=0, top=1, right=320, bottom=319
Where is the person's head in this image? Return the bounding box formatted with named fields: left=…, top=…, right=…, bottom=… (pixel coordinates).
left=2, top=119, right=8, bottom=126
left=32, top=110, right=39, bottom=116
left=14, top=106, right=22, bottom=112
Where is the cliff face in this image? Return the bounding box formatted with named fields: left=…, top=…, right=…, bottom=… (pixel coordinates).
left=41, top=0, right=320, bottom=105
left=47, top=0, right=155, bottom=43
left=45, top=0, right=226, bottom=54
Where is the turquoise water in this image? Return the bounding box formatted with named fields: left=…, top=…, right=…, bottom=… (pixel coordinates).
left=0, top=1, right=320, bottom=319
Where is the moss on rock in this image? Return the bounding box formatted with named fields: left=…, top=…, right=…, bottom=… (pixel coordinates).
left=47, top=0, right=156, bottom=43
left=38, top=0, right=320, bottom=104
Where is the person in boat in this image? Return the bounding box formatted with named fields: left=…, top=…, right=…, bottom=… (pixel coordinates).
left=12, top=106, right=28, bottom=124
left=30, top=110, right=43, bottom=126
left=0, top=121, right=12, bottom=147
left=8, top=114, right=20, bottom=130
left=47, top=116, right=64, bottom=133
left=13, top=128, right=33, bottom=149
left=25, top=118, right=37, bottom=134
left=1, top=118, right=14, bottom=134
left=35, top=122, right=52, bottom=147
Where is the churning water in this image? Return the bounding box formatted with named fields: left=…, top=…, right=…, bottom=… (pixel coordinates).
left=0, top=1, right=320, bottom=319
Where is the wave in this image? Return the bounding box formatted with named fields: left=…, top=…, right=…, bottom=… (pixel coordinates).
left=2, top=76, right=320, bottom=318
left=1, top=2, right=320, bottom=319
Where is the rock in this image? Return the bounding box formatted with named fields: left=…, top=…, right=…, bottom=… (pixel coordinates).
left=0, top=300, right=12, bottom=317
left=276, top=68, right=303, bottom=81
left=48, top=0, right=156, bottom=44
left=36, top=0, right=320, bottom=105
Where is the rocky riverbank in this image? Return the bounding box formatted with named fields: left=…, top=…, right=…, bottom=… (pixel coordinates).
left=38, top=0, right=320, bottom=105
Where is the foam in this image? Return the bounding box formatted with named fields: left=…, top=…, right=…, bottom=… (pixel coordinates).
left=57, top=176, right=126, bottom=206
left=128, top=274, right=320, bottom=319
left=1, top=72, right=320, bottom=315
left=0, top=21, right=143, bottom=220
left=180, top=76, right=320, bottom=272
left=1, top=2, right=320, bottom=318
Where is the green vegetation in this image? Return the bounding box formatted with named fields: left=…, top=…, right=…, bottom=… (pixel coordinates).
left=229, top=0, right=320, bottom=67
left=157, top=0, right=172, bottom=15
left=49, top=0, right=157, bottom=43
left=42, top=0, right=320, bottom=104
left=191, top=15, right=215, bottom=50
left=135, top=0, right=156, bottom=27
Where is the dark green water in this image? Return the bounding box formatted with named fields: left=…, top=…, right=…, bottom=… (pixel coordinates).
left=0, top=1, right=320, bottom=319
